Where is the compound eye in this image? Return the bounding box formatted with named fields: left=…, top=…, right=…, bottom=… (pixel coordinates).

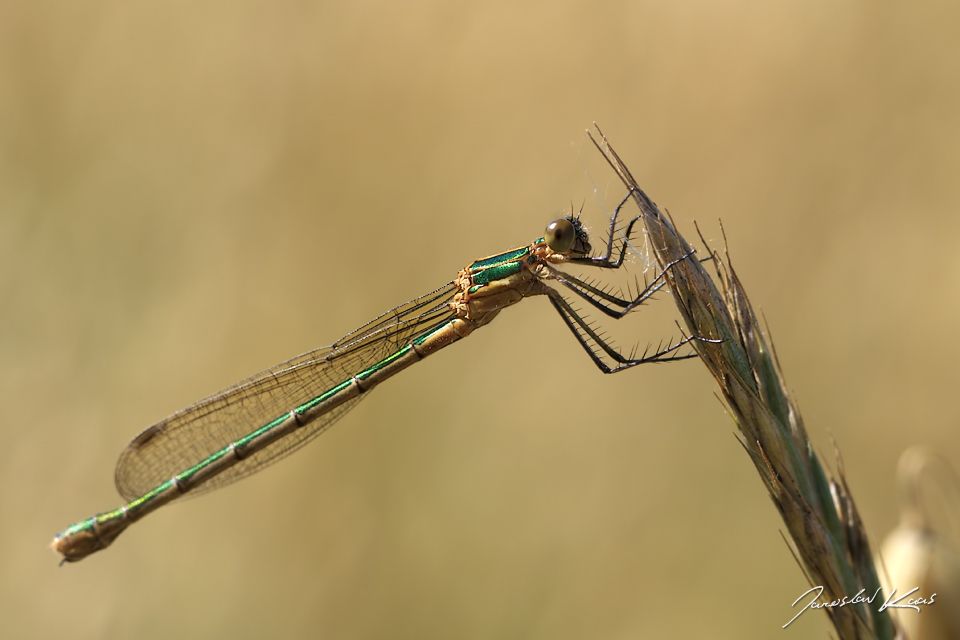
left=545, top=218, right=576, bottom=253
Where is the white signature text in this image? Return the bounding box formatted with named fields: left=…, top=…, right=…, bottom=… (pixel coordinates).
left=783, top=585, right=936, bottom=628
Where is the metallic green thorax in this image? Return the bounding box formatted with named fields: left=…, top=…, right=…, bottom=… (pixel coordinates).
left=467, top=246, right=530, bottom=270
left=464, top=246, right=530, bottom=294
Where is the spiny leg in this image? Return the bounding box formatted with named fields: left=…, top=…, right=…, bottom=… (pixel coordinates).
left=570, top=188, right=644, bottom=269
left=548, top=190, right=717, bottom=368
left=546, top=290, right=705, bottom=374
left=548, top=250, right=696, bottom=319
left=567, top=186, right=717, bottom=273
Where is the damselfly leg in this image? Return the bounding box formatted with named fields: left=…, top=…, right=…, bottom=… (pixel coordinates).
left=539, top=187, right=712, bottom=373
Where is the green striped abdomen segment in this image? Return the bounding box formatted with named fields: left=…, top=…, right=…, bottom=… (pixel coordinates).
left=75, top=345, right=432, bottom=534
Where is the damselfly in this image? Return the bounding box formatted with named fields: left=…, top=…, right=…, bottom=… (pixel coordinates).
left=52, top=194, right=699, bottom=563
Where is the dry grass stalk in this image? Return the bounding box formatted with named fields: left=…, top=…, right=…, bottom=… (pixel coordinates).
left=587, top=127, right=897, bottom=640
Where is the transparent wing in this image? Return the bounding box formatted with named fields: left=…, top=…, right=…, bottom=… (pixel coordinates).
left=114, top=283, right=459, bottom=501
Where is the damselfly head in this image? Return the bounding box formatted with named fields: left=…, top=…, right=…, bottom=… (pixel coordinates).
left=545, top=217, right=591, bottom=257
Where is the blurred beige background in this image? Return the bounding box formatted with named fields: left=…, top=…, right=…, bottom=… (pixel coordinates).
left=3, top=0, right=959, bottom=638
